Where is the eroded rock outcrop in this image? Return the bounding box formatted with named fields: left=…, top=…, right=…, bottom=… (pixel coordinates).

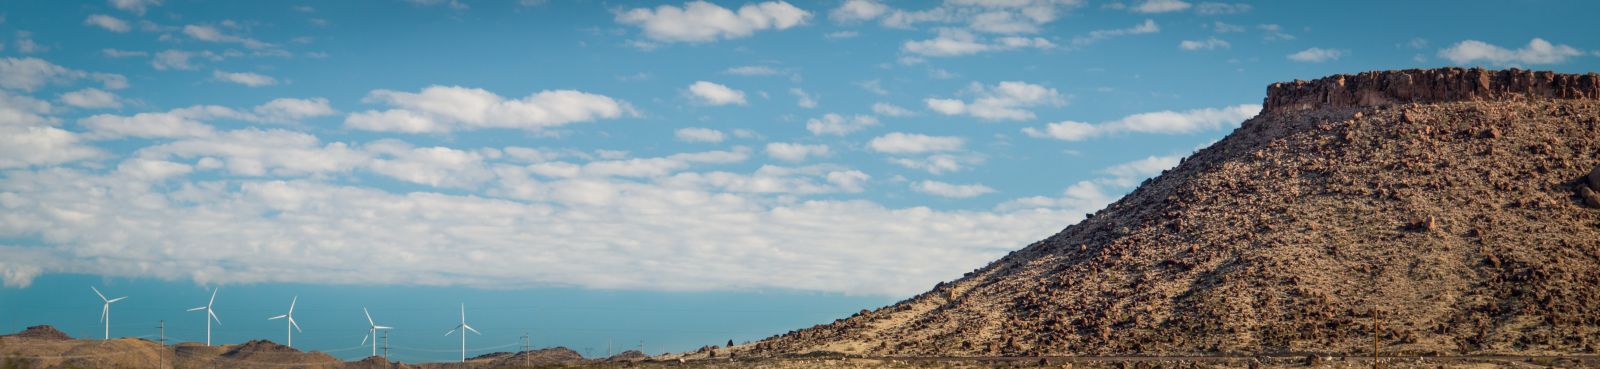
left=1264, top=68, right=1600, bottom=113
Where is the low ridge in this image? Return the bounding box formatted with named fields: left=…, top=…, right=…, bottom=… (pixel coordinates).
left=745, top=68, right=1600, bottom=357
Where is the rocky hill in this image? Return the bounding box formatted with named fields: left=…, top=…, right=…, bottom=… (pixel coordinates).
left=745, top=68, right=1600, bottom=357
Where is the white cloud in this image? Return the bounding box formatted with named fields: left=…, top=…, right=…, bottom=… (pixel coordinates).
left=109, top=0, right=162, bottom=15
left=84, top=14, right=131, bottom=32
left=212, top=70, right=279, bottom=87
left=888, top=153, right=982, bottom=175
left=675, top=127, right=727, bottom=143
left=1438, top=38, right=1584, bottom=66
left=151, top=50, right=219, bottom=71
left=0, top=126, right=102, bottom=169
left=789, top=88, right=818, bottom=108
left=924, top=81, right=1066, bottom=121
left=724, top=65, right=780, bottom=75
left=13, top=31, right=45, bottom=54
left=1287, top=47, right=1344, bottom=62
left=1023, top=104, right=1261, bottom=141
left=805, top=113, right=878, bottom=135
left=868, top=132, right=964, bottom=154
left=1130, top=0, right=1189, bottom=13
left=81, top=98, right=337, bottom=139
left=1179, top=37, right=1229, bottom=51
left=686, top=81, right=747, bottom=106
left=830, top=0, right=888, bottom=23
left=616, top=1, right=811, bottom=43
left=1211, top=21, right=1244, bottom=33
left=871, top=102, right=915, bottom=117
left=1258, top=24, right=1294, bottom=41
left=365, top=140, right=496, bottom=188
left=902, top=28, right=1055, bottom=57
left=0, top=91, right=57, bottom=127
left=913, top=180, right=994, bottom=198
left=344, top=85, right=632, bottom=133
left=1071, top=19, right=1158, bottom=46
left=1194, top=2, right=1250, bottom=15
left=137, top=128, right=369, bottom=176
left=878, top=0, right=1085, bottom=35
left=183, top=24, right=274, bottom=49
left=765, top=142, right=829, bottom=162
left=59, top=88, right=122, bottom=109
left=0, top=57, right=123, bottom=92
left=102, top=49, right=149, bottom=58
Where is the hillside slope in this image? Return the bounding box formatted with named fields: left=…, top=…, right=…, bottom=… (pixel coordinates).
left=747, top=68, right=1600, bottom=357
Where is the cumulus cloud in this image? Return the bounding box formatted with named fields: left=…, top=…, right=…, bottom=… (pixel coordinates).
left=212, top=70, right=279, bottom=87
left=1023, top=104, right=1260, bottom=141
left=1194, top=2, right=1250, bottom=15
left=868, top=132, right=964, bottom=154
left=889, top=154, right=982, bottom=175
left=0, top=91, right=57, bottom=127
left=1071, top=19, right=1158, bottom=46
left=59, top=88, right=122, bottom=109
left=344, top=85, right=632, bottom=133
left=183, top=24, right=274, bottom=49
left=1179, top=37, right=1229, bottom=51
left=1130, top=0, right=1190, bottom=13
left=1287, top=47, right=1344, bottom=62
left=872, top=102, right=915, bottom=117
left=913, top=180, right=995, bottom=198
left=686, top=81, right=747, bottom=106
left=109, top=0, right=162, bottom=15
left=1438, top=38, right=1584, bottom=66
left=902, top=28, right=1055, bottom=57
left=804, top=113, right=878, bottom=136
left=830, top=0, right=888, bottom=23
left=765, top=142, right=829, bottom=162
left=616, top=1, right=810, bottom=43
left=81, top=98, right=337, bottom=139
left=675, top=127, right=727, bottom=143
left=0, top=126, right=103, bottom=169
left=84, top=14, right=131, bottom=32
left=1, top=57, right=126, bottom=92
left=875, top=0, right=1085, bottom=35
left=789, top=88, right=818, bottom=108
left=151, top=50, right=219, bottom=71
left=925, top=81, right=1066, bottom=121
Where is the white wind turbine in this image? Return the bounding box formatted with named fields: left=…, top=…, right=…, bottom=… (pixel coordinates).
left=186, top=288, right=222, bottom=346
left=267, top=296, right=302, bottom=347
left=443, top=304, right=480, bottom=363
left=91, top=286, right=126, bottom=340
left=360, top=308, right=392, bottom=357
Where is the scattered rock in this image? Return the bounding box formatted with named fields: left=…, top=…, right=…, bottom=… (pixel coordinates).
left=1588, top=165, right=1600, bottom=190
left=1580, top=186, right=1600, bottom=209
left=3, top=325, right=72, bottom=340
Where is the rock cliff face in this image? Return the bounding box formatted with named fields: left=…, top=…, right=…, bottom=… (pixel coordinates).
left=1264, top=68, right=1600, bottom=114
left=746, top=68, right=1600, bottom=357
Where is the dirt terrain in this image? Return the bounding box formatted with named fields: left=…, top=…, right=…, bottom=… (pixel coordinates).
left=745, top=68, right=1600, bottom=358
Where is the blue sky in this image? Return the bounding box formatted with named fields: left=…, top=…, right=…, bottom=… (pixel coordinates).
left=1, top=0, right=1598, bottom=363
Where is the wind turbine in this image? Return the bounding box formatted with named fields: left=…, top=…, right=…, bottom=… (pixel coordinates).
left=186, top=288, right=221, bottom=346
left=443, top=304, right=480, bottom=363
left=267, top=296, right=302, bottom=347
left=360, top=308, right=392, bottom=357
left=91, top=286, right=126, bottom=340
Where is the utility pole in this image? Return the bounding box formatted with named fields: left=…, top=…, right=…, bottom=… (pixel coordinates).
left=156, top=320, right=166, bottom=369
left=381, top=330, right=389, bottom=360
left=522, top=332, right=530, bottom=368
left=607, top=338, right=613, bottom=357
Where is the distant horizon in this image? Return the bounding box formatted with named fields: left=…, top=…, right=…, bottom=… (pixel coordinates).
left=2, top=0, right=1598, bottom=364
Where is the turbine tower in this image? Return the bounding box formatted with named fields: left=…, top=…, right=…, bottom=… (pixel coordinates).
left=186, top=288, right=221, bottom=346
left=443, top=304, right=480, bottom=363
left=360, top=308, right=392, bottom=357
left=91, top=286, right=126, bottom=340
left=267, top=296, right=302, bottom=347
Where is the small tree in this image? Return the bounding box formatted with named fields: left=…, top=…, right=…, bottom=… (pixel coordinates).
left=727, top=339, right=734, bottom=348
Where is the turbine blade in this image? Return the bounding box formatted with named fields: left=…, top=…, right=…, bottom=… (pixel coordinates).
left=464, top=325, right=480, bottom=335
left=365, top=308, right=374, bottom=326
left=288, top=296, right=297, bottom=314
left=361, top=334, right=369, bottom=346
left=210, top=310, right=222, bottom=325
left=101, top=305, right=108, bottom=323
left=460, top=304, right=465, bottom=323
left=269, top=315, right=286, bottom=320
left=289, top=318, right=301, bottom=332
left=445, top=329, right=457, bottom=337
left=107, top=297, right=127, bottom=303
left=92, top=286, right=107, bottom=301
left=373, top=326, right=392, bottom=330
left=208, top=288, right=218, bottom=307
left=187, top=306, right=206, bottom=312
